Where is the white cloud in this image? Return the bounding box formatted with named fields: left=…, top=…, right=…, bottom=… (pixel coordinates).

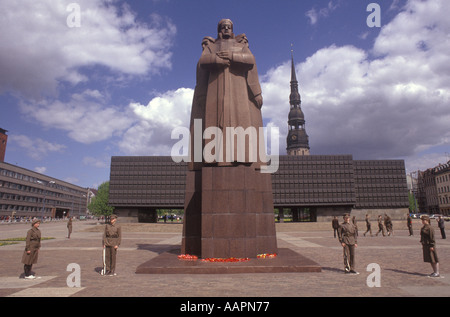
left=34, top=167, right=47, bottom=174
left=0, top=0, right=176, bottom=98
left=119, top=88, right=193, bottom=155
left=19, top=90, right=135, bottom=144
left=261, top=0, right=450, bottom=171
left=9, top=135, right=66, bottom=160
left=405, top=152, right=450, bottom=173
left=83, top=156, right=109, bottom=168
left=305, top=1, right=340, bottom=25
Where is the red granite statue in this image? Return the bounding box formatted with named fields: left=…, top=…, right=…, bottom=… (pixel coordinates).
left=182, top=19, right=277, bottom=258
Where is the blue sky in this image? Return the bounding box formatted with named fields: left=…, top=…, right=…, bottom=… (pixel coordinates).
left=1, top=0, right=449, bottom=188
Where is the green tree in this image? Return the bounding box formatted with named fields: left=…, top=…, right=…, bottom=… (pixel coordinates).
left=408, top=192, right=417, bottom=213
left=88, top=181, right=114, bottom=218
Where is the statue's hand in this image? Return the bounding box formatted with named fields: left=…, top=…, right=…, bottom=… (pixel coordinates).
left=217, top=51, right=232, bottom=60
left=215, top=54, right=230, bottom=67
left=254, top=94, right=263, bottom=108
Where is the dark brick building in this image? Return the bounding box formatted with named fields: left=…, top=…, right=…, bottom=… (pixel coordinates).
left=108, top=155, right=409, bottom=222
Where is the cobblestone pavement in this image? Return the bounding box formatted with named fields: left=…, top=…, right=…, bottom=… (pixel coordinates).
left=0, top=220, right=449, bottom=299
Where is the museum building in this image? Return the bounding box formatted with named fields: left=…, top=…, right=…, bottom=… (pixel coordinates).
left=0, top=128, right=90, bottom=220
left=0, top=161, right=89, bottom=220
left=108, top=54, right=409, bottom=222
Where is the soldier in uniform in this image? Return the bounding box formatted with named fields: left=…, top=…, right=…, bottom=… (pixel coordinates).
left=363, top=214, right=372, bottom=237
left=384, top=213, right=394, bottom=236
left=420, top=215, right=440, bottom=277
left=375, top=215, right=385, bottom=236
left=22, top=218, right=41, bottom=279
left=437, top=216, right=446, bottom=239
left=332, top=216, right=339, bottom=238
left=67, top=216, right=73, bottom=239
left=407, top=213, right=413, bottom=236
left=338, top=214, right=359, bottom=274
left=102, top=214, right=121, bottom=276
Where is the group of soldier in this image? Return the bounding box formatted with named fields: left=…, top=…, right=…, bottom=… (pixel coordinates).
left=21, top=214, right=121, bottom=279
left=332, top=213, right=444, bottom=277
left=20, top=210, right=444, bottom=280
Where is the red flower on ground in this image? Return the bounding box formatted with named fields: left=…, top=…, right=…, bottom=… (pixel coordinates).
left=257, top=253, right=277, bottom=259
left=178, top=254, right=198, bottom=261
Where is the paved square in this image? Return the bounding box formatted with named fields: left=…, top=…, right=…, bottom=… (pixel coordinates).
left=0, top=220, right=448, bottom=298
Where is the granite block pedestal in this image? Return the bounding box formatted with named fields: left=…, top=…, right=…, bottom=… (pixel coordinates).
left=182, top=165, right=277, bottom=259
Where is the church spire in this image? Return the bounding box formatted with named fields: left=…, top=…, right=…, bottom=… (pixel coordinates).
left=291, top=46, right=297, bottom=83
left=286, top=47, right=310, bottom=156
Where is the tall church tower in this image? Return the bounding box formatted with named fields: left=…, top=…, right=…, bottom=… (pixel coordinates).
left=286, top=50, right=310, bottom=156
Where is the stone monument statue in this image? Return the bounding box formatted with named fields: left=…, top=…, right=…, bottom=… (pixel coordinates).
left=182, top=19, right=277, bottom=259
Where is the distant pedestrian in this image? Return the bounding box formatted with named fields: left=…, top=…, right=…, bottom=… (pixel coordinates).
left=437, top=216, right=446, bottom=239
left=420, top=215, right=440, bottom=277
left=22, top=219, right=41, bottom=279
left=363, top=214, right=372, bottom=237
left=102, top=214, right=121, bottom=276
left=376, top=215, right=385, bottom=236
left=407, top=214, right=413, bottom=236
left=352, top=216, right=358, bottom=237
left=384, top=214, right=393, bottom=236
left=67, top=217, right=73, bottom=239
left=338, top=214, right=359, bottom=274
left=332, top=216, right=339, bottom=238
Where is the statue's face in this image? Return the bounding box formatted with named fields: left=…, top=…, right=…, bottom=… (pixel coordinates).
left=219, top=21, right=233, bottom=39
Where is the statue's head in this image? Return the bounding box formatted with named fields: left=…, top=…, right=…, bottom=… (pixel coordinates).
left=217, top=19, right=234, bottom=39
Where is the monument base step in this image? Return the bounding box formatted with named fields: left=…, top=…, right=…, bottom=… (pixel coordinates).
left=135, top=247, right=321, bottom=274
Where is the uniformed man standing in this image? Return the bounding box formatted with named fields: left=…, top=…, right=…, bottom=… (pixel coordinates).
left=22, top=218, right=41, bottom=279
left=420, top=215, right=440, bottom=277
left=67, top=216, right=73, bottom=239
left=102, top=214, right=121, bottom=276
left=363, top=214, right=372, bottom=237
left=332, top=216, right=339, bottom=238
left=338, top=214, right=359, bottom=274
left=407, top=213, right=413, bottom=236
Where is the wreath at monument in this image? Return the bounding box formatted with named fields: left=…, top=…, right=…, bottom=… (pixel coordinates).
left=177, top=253, right=277, bottom=262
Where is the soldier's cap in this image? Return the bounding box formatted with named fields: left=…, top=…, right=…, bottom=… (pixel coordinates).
left=343, top=213, right=350, bottom=219
left=32, top=218, right=41, bottom=225
left=110, top=214, right=118, bottom=219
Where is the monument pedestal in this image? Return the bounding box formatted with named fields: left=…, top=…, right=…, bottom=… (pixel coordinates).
left=182, top=165, right=277, bottom=259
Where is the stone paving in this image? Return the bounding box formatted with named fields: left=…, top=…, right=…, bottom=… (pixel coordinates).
left=0, top=219, right=449, bottom=298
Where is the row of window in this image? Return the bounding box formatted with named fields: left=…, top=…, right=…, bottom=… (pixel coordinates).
left=437, top=173, right=449, bottom=183
left=439, top=195, right=450, bottom=206
left=0, top=168, right=86, bottom=196
left=0, top=204, right=52, bottom=213
left=438, top=185, right=450, bottom=194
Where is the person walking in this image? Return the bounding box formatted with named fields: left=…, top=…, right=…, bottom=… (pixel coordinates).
left=332, top=216, right=339, bottom=238
left=384, top=214, right=394, bottom=236
left=22, top=218, right=41, bottom=279
left=376, top=215, right=385, bottom=236
left=102, top=214, right=121, bottom=276
left=407, top=213, right=413, bottom=236
left=338, top=214, right=359, bottom=274
left=352, top=216, right=359, bottom=237
left=363, top=214, right=372, bottom=237
left=67, top=216, right=73, bottom=239
left=420, top=215, right=440, bottom=277
left=437, top=216, right=446, bottom=239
